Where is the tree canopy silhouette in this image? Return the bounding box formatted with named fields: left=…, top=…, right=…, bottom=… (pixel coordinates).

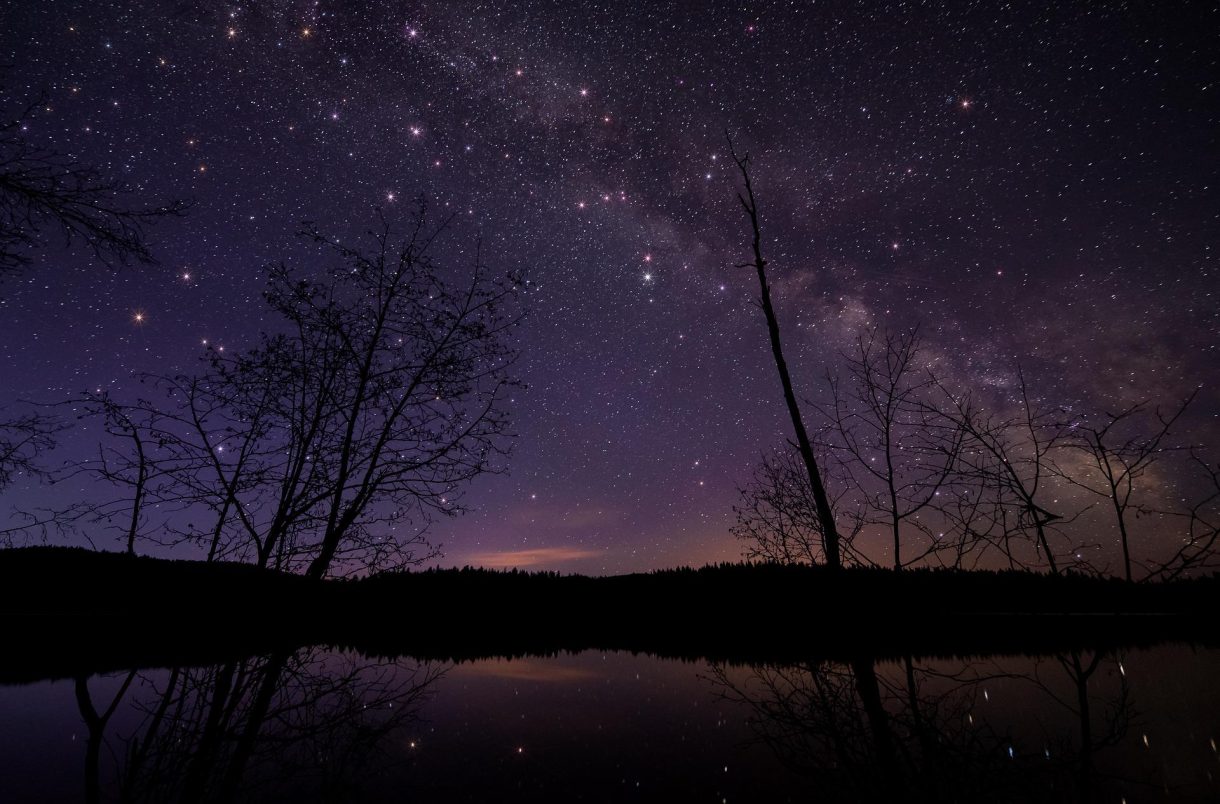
left=53, top=205, right=523, bottom=578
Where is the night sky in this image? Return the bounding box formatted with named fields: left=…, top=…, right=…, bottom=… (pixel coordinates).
left=1, top=1, right=1216, bottom=574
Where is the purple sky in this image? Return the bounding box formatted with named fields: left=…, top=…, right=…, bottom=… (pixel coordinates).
left=2, top=1, right=1216, bottom=573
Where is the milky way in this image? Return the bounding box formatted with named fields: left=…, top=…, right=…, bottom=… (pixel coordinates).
left=1, top=2, right=1216, bottom=572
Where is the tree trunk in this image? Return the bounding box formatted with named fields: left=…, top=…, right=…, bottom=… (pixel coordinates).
left=730, top=140, right=842, bottom=569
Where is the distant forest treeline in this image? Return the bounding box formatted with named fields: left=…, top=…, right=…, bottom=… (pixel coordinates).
left=2, top=547, right=1217, bottom=683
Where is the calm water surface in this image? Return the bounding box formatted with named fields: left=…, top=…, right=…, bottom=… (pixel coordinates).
left=2, top=645, right=1218, bottom=802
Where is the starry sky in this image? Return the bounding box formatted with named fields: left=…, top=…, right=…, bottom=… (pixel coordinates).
left=1, top=1, right=1217, bottom=574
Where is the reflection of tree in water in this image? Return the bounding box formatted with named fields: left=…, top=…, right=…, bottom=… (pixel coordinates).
left=1022, top=651, right=1132, bottom=804
left=73, top=649, right=441, bottom=803
left=712, top=651, right=1133, bottom=803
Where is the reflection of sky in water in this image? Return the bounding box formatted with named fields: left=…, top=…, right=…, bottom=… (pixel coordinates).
left=1, top=646, right=1218, bottom=801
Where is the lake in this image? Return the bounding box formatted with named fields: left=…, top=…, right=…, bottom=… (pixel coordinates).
left=2, top=644, right=1217, bottom=802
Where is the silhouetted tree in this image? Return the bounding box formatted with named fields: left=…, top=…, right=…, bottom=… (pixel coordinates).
left=1056, top=393, right=1195, bottom=581
left=78, top=393, right=160, bottom=556
left=57, top=205, right=522, bottom=577
left=732, top=446, right=867, bottom=565
left=0, top=90, right=186, bottom=275
left=820, top=328, right=963, bottom=569
left=727, top=136, right=842, bottom=569
left=60, top=374, right=283, bottom=564
left=1142, top=452, right=1220, bottom=581
left=0, top=407, right=59, bottom=491
left=215, top=208, right=521, bottom=578
left=934, top=370, right=1080, bottom=574
left=27, top=392, right=183, bottom=556
left=145, top=373, right=275, bottom=564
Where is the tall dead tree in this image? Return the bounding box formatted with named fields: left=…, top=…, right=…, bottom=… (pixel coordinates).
left=728, top=137, right=842, bottom=570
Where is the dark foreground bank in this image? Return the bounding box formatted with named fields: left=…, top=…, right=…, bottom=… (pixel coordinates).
left=2, top=546, right=1216, bottom=682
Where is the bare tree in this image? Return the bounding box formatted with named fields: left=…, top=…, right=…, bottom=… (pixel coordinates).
left=81, top=393, right=157, bottom=556
left=0, top=90, right=187, bottom=275
left=727, top=136, right=842, bottom=569
left=221, top=208, right=521, bottom=578
left=935, top=370, right=1079, bottom=574
left=1056, top=393, right=1195, bottom=582
left=732, top=446, right=867, bottom=566
left=1141, top=453, right=1220, bottom=581
left=96, top=372, right=281, bottom=565
left=58, top=206, right=521, bottom=576
left=820, top=328, right=963, bottom=569
left=33, top=392, right=184, bottom=557
left=0, top=407, right=60, bottom=491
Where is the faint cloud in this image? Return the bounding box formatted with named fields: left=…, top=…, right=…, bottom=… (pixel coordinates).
left=462, top=546, right=601, bottom=569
